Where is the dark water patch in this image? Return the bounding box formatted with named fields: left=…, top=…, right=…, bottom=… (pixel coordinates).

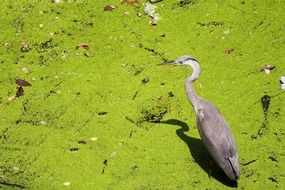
left=168, top=91, right=174, bottom=97
left=251, top=94, right=271, bottom=139
left=197, top=21, right=224, bottom=27
left=126, top=97, right=169, bottom=130
left=101, top=160, right=108, bottom=175
left=132, top=91, right=139, bottom=100
left=141, top=106, right=168, bottom=123
left=0, top=181, right=25, bottom=189
left=33, top=38, right=57, bottom=53
left=268, top=156, right=278, bottom=162
left=70, top=147, right=80, bottom=152
left=138, top=43, right=168, bottom=63
left=98, top=111, right=108, bottom=116
left=268, top=177, right=278, bottom=183
left=177, top=0, right=197, bottom=8
left=261, top=95, right=271, bottom=118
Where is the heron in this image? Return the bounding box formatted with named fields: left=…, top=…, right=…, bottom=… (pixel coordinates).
left=164, top=55, right=240, bottom=181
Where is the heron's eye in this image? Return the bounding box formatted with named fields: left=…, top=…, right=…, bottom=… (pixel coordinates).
left=178, top=61, right=183, bottom=64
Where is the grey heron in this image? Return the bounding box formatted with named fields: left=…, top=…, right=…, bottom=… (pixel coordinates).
left=164, top=55, right=240, bottom=181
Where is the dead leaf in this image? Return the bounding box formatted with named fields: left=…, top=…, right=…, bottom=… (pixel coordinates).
left=224, top=48, right=234, bottom=55
left=104, top=5, right=116, bottom=11
left=78, top=140, right=87, bottom=144
left=16, top=86, right=24, bottom=97
left=16, top=79, right=31, bottom=86
left=76, top=43, right=89, bottom=50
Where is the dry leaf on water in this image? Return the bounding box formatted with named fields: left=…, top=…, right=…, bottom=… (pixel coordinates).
left=104, top=5, right=116, bottom=11
left=76, top=43, right=89, bottom=50
left=16, top=86, right=24, bottom=97
left=224, top=48, right=234, bottom=55
left=16, top=79, right=31, bottom=87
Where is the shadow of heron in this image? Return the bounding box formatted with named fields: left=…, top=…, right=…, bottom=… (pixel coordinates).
left=160, top=119, right=237, bottom=187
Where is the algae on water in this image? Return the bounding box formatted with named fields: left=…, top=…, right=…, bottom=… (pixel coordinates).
left=1, top=0, right=285, bottom=189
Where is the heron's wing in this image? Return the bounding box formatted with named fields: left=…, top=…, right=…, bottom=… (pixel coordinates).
left=196, top=102, right=235, bottom=151
left=196, top=101, right=239, bottom=179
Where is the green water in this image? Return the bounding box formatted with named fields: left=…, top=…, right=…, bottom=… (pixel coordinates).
left=1, top=0, right=285, bottom=189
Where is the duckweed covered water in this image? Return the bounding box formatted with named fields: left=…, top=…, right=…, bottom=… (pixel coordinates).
left=1, top=0, right=285, bottom=189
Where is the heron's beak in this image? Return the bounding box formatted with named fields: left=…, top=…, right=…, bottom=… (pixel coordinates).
left=158, top=60, right=175, bottom=66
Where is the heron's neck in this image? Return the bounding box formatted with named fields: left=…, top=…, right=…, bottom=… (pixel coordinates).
left=184, top=61, right=201, bottom=110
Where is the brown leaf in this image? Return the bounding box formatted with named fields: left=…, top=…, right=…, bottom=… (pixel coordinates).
left=224, top=48, right=234, bottom=55
left=16, top=79, right=31, bottom=86
left=78, top=140, right=87, bottom=144
left=16, top=86, right=24, bottom=97
left=76, top=43, right=89, bottom=50
left=104, top=5, right=116, bottom=11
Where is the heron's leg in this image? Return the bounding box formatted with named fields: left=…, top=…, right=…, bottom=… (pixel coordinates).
left=208, top=159, right=212, bottom=178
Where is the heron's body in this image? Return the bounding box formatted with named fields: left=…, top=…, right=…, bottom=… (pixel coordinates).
left=166, top=55, right=239, bottom=181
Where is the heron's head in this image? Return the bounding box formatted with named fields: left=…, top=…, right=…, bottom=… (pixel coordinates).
left=162, top=55, right=201, bottom=80
left=164, top=55, right=199, bottom=66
